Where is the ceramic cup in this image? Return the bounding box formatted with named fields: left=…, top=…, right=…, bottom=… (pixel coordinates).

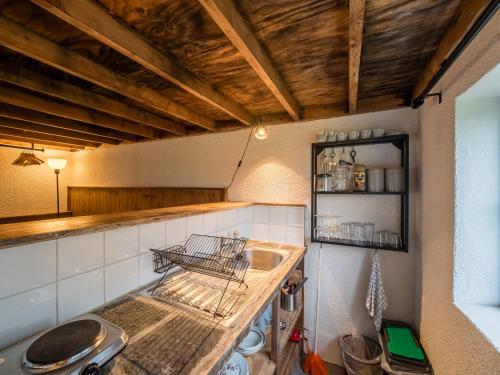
left=360, top=129, right=371, bottom=139
left=337, top=131, right=348, bottom=141
left=348, top=130, right=360, bottom=140
left=327, top=131, right=337, bottom=142
left=316, top=130, right=327, bottom=142
left=373, top=128, right=385, bottom=138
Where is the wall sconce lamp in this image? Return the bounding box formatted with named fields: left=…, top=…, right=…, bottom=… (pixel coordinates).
left=47, top=158, right=67, bottom=217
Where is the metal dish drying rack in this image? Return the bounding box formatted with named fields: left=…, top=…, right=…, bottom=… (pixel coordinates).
left=149, top=234, right=249, bottom=318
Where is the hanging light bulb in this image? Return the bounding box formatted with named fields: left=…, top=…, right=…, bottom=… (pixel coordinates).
left=254, top=119, right=268, bottom=140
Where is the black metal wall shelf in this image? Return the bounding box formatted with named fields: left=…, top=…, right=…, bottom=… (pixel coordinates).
left=314, top=238, right=405, bottom=252
left=311, top=134, right=409, bottom=252
left=314, top=191, right=404, bottom=195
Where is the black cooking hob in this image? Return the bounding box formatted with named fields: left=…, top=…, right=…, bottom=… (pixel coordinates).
left=25, top=320, right=105, bottom=367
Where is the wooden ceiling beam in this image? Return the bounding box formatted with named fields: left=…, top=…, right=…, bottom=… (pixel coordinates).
left=348, top=0, right=365, bottom=114
left=0, top=117, right=120, bottom=145
left=0, top=85, right=160, bottom=139
left=32, top=0, right=253, bottom=126
left=0, top=104, right=137, bottom=143
left=0, top=136, right=80, bottom=151
left=31, top=2, right=240, bottom=129
left=0, top=125, right=99, bottom=148
left=412, top=0, right=493, bottom=101
left=0, top=64, right=186, bottom=136
left=199, top=0, right=301, bottom=121
left=0, top=14, right=215, bottom=131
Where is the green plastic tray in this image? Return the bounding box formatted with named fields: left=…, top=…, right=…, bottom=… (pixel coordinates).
left=386, top=326, right=424, bottom=361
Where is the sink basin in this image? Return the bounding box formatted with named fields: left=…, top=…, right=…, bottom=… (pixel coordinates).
left=244, top=249, right=283, bottom=271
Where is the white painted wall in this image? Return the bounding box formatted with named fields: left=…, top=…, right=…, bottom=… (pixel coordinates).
left=0, top=148, right=73, bottom=217
left=418, top=12, right=500, bottom=375
left=71, top=107, right=419, bottom=364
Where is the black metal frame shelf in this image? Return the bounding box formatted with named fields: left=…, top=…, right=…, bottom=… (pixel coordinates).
left=314, top=191, right=404, bottom=195
left=311, top=134, right=409, bottom=252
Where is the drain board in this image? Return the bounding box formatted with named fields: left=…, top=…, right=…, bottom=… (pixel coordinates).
left=150, top=272, right=247, bottom=319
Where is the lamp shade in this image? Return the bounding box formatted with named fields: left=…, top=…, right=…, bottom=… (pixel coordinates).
left=47, top=158, right=67, bottom=170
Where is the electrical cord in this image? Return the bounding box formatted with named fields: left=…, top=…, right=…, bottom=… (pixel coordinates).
left=224, top=127, right=253, bottom=201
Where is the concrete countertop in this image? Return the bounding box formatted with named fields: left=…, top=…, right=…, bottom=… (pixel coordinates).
left=95, top=240, right=306, bottom=375
left=0, top=201, right=305, bottom=249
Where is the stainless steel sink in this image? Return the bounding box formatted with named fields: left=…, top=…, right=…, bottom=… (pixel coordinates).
left=244, top=249, right=283, bottom=271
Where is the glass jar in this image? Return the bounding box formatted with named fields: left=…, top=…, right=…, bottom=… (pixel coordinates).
left=353, top=164, right=367, bottom=191
left=334, top=163, right=353, bottom=192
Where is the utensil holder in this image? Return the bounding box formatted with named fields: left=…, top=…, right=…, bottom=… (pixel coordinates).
left=281, top=291, right=297, bottom=312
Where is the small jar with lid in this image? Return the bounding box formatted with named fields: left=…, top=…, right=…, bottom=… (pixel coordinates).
left=353, top=164, right=367, bottom=191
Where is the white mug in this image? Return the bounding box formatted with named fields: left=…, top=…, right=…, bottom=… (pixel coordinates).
left=348, top=130, right=360, bottom=140
left=337, top=132, right=348, bottom=141
left=316, top=130, right=327, bottom=142
left=373, top=128, right=384, bottom=138
left=360, top=129, right=371, bottom=139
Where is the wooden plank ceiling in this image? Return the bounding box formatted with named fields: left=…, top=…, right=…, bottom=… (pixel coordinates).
left=0, top=0, right=477, bottom=150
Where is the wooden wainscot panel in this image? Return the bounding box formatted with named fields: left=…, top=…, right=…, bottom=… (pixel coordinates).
left=67, top=187, right=225, bottom=216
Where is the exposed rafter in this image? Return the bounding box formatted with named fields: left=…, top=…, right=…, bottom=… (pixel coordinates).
left=0, top=14, right=215, bottom=131
left=0, top=85, right=160, bottom=139
left=0, top=117, right=120, bottom=145
left=348, top=0, right=365, bottom=114
left=0, top=104, right=137, bottom=143
left=31, top=0, right=253, bottom=126
left=0, top=136, right=84, bottom=152
left=0, top=137, right=80, bottom=152
left=199, top=0, right=301, bottom=121
left=412, top=0, right=493, bottom=101
left=0, top=64, right=186, bottom=136
left=0, top=125, right=99, bottom=148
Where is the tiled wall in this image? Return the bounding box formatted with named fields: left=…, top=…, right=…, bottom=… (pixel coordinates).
left=0, top=205, right=304, bottom=350
left=245, top=205, right=305, bottom=245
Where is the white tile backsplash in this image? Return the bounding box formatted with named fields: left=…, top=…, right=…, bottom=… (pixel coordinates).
left=105, top=226, right=139, bottom=264
left=58, top=269, right=104, bottom=322
left=166, top=217, right=187, bottom=246
left=269, top=224, right=287, bottom=243
left=139, top=222, right=166, bottom=254
left=216, top=210, right=228, bottom=231
left=270, top=206, right=287, bottom=225
left=203, top=212, right=217, bottom=234
left=139, top=253, right=159, bottom=286
left=286, top=207, right=305, bottom=227
left=105, top=257, right=139, bottom=303
left=253, top=205, right=270, bottom=224
left=0, top=284, right=57, bottom=350
left=245, top=206, right=254, bottom=222
left=187, top=214, right=204, bottom=237
left=0, top=241, right=56, bottom=299
left=253, top=223, right=269, bottom=241
left=227, top=210, right=238, bottom=227
left=245, top=223, right=254, bottom=238
left=58, top=233, right=104, bottom=280
left=286, top=226, right=305, bottom=246
left=237, top=208, right=246, bottom=225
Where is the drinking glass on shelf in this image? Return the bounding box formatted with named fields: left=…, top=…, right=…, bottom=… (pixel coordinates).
left=373, top=231, right=389, bottom=246
left=340, top=223, right=352, bottom=241
left=363, top=223, right=375, bottom=243
left=389, top=232, right=402, bottom=248
left=353, top=223, right=365, bottom=245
